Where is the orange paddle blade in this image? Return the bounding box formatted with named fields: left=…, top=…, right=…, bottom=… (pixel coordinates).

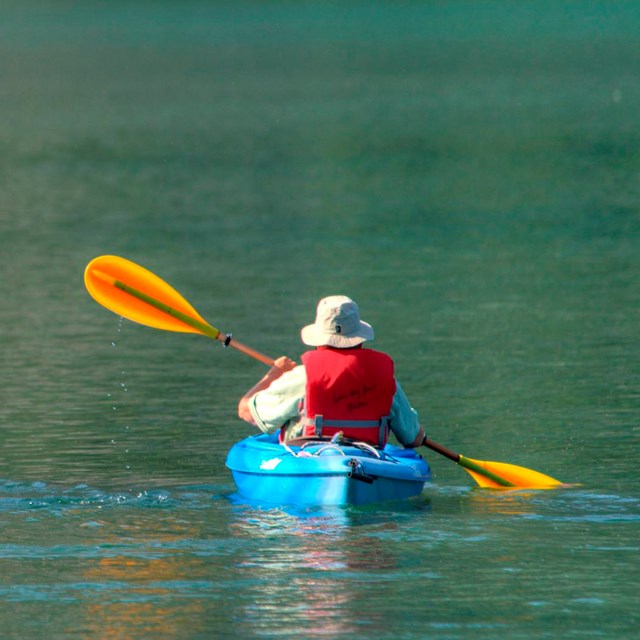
left=84, top=255, right=214, bottom=335
left=460, top=456, right=563, bottom=489
left=423, top=438, right=564, bottom=490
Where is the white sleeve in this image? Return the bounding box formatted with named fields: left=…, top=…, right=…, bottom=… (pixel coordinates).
left=248, top=365, right=306, bottom=434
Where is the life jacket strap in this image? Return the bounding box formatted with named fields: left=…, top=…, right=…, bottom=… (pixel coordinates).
left=303, top=415, right=391, bottom=448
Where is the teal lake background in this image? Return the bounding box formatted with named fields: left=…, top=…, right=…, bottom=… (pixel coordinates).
left=1, top=1, right=638, bottom=638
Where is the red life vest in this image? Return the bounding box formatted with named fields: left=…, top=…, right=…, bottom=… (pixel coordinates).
left=300, top=346, right=396, bottom=447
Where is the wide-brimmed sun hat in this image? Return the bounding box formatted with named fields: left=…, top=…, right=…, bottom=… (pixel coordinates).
left=300, top=295, right=374, bottom=348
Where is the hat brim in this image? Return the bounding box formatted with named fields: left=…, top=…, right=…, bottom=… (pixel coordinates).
left=300, top=321, right=374, bottom=348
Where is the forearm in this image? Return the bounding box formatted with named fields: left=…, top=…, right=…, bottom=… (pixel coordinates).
left=238, top=370, right=282, bottom=424
left=237, top=356, right=297, bottom=425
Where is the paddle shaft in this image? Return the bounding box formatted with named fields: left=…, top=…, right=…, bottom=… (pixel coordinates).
left=422, top=437, right=514, bottom=487
left=111, top=278, right=275, bottom=366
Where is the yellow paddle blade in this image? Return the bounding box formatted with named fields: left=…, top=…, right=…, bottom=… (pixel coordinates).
left=84, top=255, right=215, bottom=336
left=461, top=456, right=563, bottom=489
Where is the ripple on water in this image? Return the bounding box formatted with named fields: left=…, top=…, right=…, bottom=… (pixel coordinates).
left=0, top=480, right=229, bottom=515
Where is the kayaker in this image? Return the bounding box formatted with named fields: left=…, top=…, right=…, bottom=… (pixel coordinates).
left=238, top=295, right=425, bottom=448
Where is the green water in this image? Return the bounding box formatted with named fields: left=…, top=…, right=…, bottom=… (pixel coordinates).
left=1, top=1, right=639, bottom=638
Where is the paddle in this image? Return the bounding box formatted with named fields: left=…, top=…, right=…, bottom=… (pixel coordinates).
left=84, top=254, right=563, bottom=490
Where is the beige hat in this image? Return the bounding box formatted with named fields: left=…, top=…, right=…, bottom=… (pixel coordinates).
left=301, top=296, right=374, bottom=348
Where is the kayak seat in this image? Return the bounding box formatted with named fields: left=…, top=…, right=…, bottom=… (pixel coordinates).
left=286, top=436, right=384, bottom=461
left=286, top=436, right=355, bottom=448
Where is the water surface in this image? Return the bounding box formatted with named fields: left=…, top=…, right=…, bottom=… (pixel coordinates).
left=1, top=1, right=638, bottom=638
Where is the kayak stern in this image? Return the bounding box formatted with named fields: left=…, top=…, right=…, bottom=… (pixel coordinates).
left=226, top=433, right=431, bottom=507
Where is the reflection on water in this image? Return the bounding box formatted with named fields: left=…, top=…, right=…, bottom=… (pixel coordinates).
left=229, top=505, right=403, bottom=638
left=462, top=485, right=640, bottom=524
left=0, top=483, right=431, bottom=638
left=81, top=557, right=207, bottom=640
left=0, top=481, right=638, bottom=638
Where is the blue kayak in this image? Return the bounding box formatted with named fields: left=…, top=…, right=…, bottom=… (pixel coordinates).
left=225, top=432, right=431, bottom=506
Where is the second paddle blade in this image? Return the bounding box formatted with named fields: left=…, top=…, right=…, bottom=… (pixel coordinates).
left=461, top=456, right=563, bottom=489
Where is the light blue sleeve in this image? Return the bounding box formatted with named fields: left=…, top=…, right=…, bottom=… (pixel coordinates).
left=389, top=380, right=422, bottom=446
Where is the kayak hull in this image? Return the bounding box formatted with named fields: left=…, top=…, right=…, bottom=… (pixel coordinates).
left=226, top=433, right=431, bottom=506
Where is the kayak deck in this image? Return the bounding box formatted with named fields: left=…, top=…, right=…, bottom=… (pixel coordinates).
left=226, top=432, right=431, bottom=506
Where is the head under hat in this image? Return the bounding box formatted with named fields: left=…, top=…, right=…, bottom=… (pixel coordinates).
left=300, top=295, right=374, bottom=348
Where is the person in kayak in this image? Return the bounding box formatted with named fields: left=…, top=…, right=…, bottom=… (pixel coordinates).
left=238, top=295, right=425, bottom=448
